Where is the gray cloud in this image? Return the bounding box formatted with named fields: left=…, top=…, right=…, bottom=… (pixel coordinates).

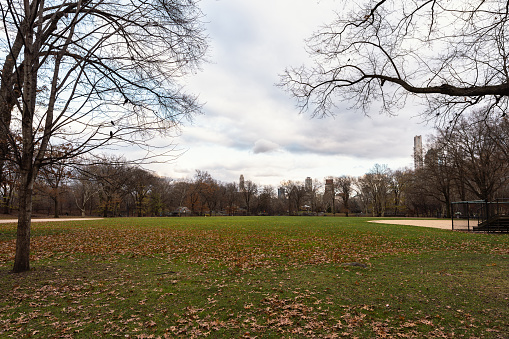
left=252, top=139, right=280, bottom=154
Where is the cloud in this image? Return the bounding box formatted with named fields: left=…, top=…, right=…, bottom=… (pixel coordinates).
left=252, top=139, right=280, bottom=154
left=143, top=0, right=434, bottom=187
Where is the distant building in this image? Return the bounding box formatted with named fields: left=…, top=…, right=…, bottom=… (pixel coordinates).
left=278, top=187, right=286, bottom=199
left=239, top=174, right=245, bottom=191
left=414, top=135, right=424, bottom=169
left=324, top=178, right=334, bottom=193
left=305, top=177, right=312, bottom=191
left=324, top=178, right=335, bottom=214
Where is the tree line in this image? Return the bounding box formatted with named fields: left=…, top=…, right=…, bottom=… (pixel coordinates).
left=2, top=112, right=508, bottom=218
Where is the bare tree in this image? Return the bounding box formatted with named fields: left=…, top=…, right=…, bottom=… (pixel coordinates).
left=240, top=180, right=258, bottom=215
left=387, top=169, right=411, bottom=216
left=280, top=0, right=509, bottom=121
left=170, top=180, right=190, bottom=216
left=0, top=0, right=207, bottom=272
left=148, top=176, right=173, bottom=216
left=186, top=179, right=202, bottom=215
left=447, top=113, right=509, bottom=202
left=223, top=182, right=238, bottom=216
left=404, top=173, right=442, bottom=217
left=194, top=170, right=220, bottom=215
left=335, top=176, right=354, bottom=217
left=420, top=135, right=458, bottom=218
left=89, top=158, right=131, bottom=218
left=183, top=171, right=217, bottom=215
left=70, top=167, right=99, bottom=217
left=412, top=112, right=509, bottom=217
left=128, top=167, right=157, bottom=217
left=257, top=185, right=275, bottom=215
left=0, top=159, right=18, bottom=214
left=357, top=164, right=391, bottom=217
left=280, top=180, right=306, bottom=215
left=35, top=147, right=73, bottom=218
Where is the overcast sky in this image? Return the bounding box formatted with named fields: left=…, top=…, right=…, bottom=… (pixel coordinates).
left=145, top=0, right=434, bottom=187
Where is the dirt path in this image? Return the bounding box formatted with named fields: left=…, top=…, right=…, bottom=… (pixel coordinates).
left=0, top=218, right=103, bottom=224
left=369, top=219, right=471, bottom=230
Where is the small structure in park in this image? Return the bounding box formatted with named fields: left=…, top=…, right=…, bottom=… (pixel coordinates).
left=451, top=199, right=509, bottom=233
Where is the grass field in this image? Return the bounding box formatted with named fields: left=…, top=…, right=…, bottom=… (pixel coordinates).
left=0, top=216, right=507, bottom=338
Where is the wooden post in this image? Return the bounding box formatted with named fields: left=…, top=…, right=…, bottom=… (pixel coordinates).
left=467, top=202, right=470, bottom=232
left=451, top=202, right=454, bottom=231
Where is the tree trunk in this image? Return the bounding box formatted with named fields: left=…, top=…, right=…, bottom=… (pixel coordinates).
left=53, top=194, right=59, bottom=218
left=444, top=197, right=451, bottom=219
left=13, top=171, right=33, bottom=272
left=13, top=9, right=39, bottom=273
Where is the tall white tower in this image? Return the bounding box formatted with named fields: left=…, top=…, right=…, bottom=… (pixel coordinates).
left=414, top=135, right=423, bottom=169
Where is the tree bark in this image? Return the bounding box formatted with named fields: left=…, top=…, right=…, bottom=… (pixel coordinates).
left=13, top=170, right=33, bottom=272
left=13, top=2, right=40, bottom=273
left=53, top=193, right=60, bottom=218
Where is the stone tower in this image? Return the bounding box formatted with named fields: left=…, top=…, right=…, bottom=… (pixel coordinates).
left=414, top=135, right=423, bottom=169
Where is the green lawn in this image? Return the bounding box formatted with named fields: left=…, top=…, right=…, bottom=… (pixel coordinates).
left=0, top=217, right=507, bottom=338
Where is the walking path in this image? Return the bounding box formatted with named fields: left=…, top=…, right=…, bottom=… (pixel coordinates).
left=369, top=219, right=470, bottom=230
left=0, top=218, right=102, bottom=224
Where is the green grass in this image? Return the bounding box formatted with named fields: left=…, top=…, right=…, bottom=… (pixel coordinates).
left=0, top=216, right=507, bottom=338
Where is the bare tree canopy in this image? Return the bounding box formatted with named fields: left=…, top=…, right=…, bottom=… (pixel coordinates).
left=1, top=0, right=207, bottom=162
left=280, top=0, right=509, bottom=121
left=0, top=0, right=207, bottom=272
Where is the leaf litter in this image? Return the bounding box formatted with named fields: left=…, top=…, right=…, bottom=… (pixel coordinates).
left=0, top=217, right=507, bottom=338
